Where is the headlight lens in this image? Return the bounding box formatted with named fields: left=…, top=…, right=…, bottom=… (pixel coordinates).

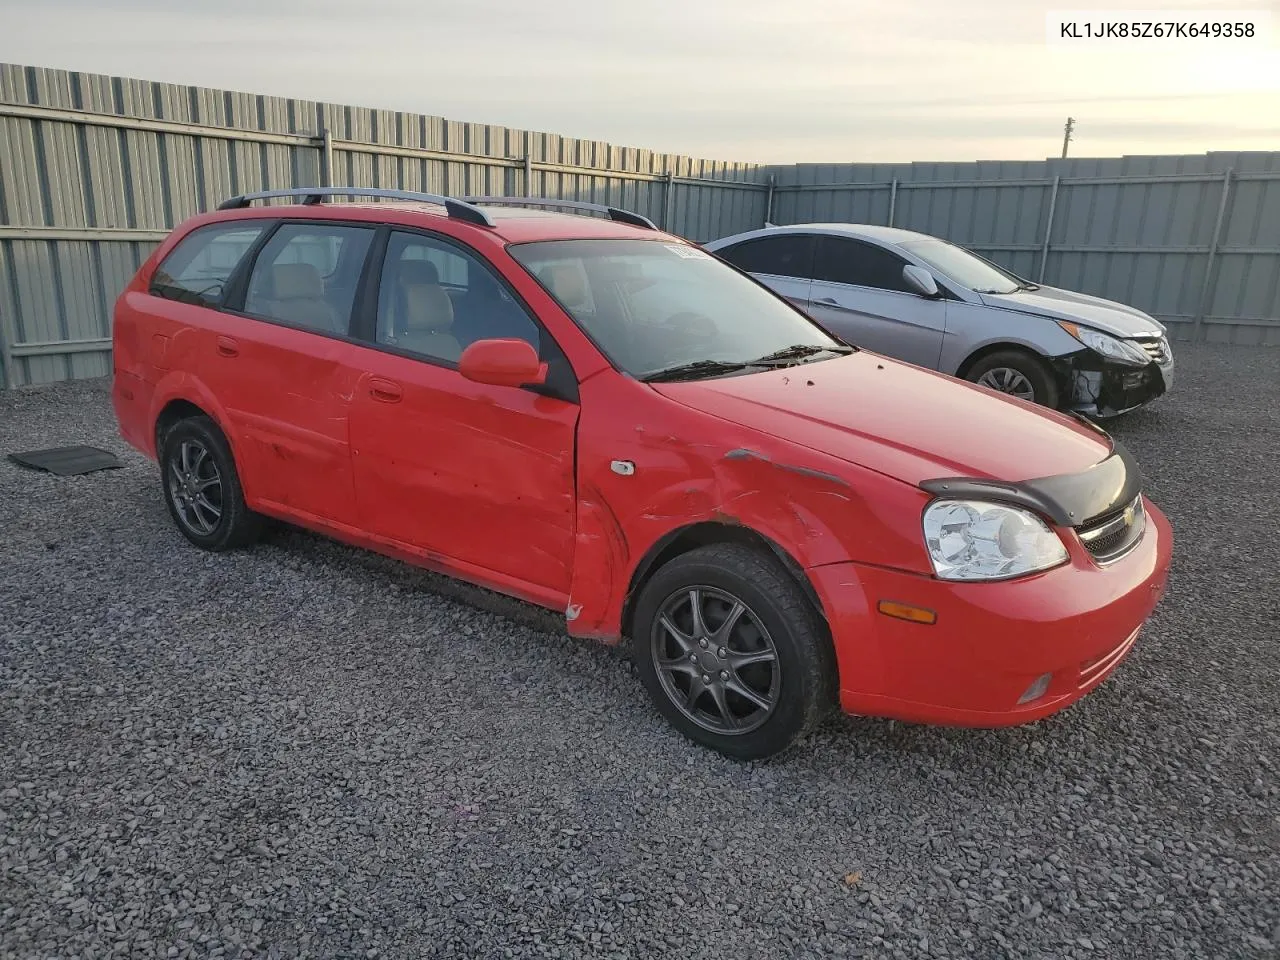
left=923, top=500, right=1068, bottom=581
left=1058, top=321, right=1150, bottom=366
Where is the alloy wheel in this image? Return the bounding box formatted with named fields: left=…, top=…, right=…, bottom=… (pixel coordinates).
left=976, top=366, right=1036, bottom=401
left=650, top=585, right=780, bottom=735
left=167, top=439, right=224, bottom=536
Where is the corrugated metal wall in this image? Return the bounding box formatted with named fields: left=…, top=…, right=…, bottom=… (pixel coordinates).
left=770, top=154, right=1280, bottom=346
left=0, top=64, right=767, bottom=387
left=2, top=62, right=1278, bottom=388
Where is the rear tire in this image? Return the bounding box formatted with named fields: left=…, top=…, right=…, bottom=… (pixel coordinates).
left=158, top=415, right=262, bottom=551
left=632, top=543, right=834, bottom=761
left=965, top=349, right=1060, bottom=408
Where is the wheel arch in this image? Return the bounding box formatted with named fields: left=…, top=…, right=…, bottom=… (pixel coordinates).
left=954, top=340, right=1053, bottom=380
left=147, top=371, right=236, bottom=459
left=954, top=340, right=1073, bottom=403
left=155, top=398, right=211, bottom=452
left=620, top=521, right=828, bottom=641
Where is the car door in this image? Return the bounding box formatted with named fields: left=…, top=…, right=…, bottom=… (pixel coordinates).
left=711, top=233, right=815, bottom=309
left=807, top=235, right=947, bottom=369
left=346, top=229, right=580, bottom=602
left=216, top=220, right=376, bottom=527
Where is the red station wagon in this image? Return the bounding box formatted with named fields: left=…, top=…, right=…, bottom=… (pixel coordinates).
left=112, top=188, right=1173, bottom=759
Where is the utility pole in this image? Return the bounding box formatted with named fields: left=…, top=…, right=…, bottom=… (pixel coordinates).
left=1061, top=117, right=1076, bottom=159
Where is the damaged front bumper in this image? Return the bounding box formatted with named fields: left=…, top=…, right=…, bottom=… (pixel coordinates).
left=1051, top=350, right=1174, bottom=418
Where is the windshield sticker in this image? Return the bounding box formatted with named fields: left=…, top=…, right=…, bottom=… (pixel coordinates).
left=664, top=243, right=714, bottom=260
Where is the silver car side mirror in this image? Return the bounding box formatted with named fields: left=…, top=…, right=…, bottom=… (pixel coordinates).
left=902, top=265, right=940, bottom=298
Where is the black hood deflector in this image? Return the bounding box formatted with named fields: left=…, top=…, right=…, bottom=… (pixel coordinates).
left=919, top=438, right=1141, bottom=528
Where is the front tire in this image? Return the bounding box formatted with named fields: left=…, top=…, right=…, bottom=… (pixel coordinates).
left=159, top=415, right=262, bottom=551
left=632, top=543, right=834, bottom=760
left=965, top=349, right=1060, bottom=408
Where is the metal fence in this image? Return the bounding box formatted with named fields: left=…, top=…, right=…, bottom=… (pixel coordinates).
left=2, top=63, right=1278, bottom=388
left=0, top=64, right=767, bottom=388
left=769, top=155, right=1280, bottom=347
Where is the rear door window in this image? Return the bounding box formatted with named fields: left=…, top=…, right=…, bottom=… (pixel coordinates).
left=242, top=224, right=375, bottom=335
left=715, top=234, right=815, bottom=279
left=813, top=236, right=913, bottom=293
left=150, top=222, right=267, bottom=307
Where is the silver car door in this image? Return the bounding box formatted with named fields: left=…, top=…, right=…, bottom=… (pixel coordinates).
left=806, top=235, right=947, bottom=369
left=711, top=233, right=815, bottom=311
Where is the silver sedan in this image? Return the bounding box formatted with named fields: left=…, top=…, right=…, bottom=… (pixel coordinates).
left=704, top=223, right=1174, bottom=416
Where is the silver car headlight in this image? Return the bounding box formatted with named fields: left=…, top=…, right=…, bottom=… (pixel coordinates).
left=1057, top=321, right=1150, bottom=367
left=923, top=500, right=1069, bottom=581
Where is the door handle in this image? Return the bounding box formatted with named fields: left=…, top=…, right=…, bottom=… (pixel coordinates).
left=814, top=297, right=840, bottom=306
left=215, top=336, right=239, bottom=358
left=368, top=378, right=403, bottom=403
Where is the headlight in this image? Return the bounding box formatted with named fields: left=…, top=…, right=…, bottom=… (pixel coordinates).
left=1057, top=321, right=1150, bottom=366
left=923, top=500, right=1068, bottom=581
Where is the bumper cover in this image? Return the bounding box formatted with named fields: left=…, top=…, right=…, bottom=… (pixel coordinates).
left=112, top=370, right=155, bottom=457
left=1051, top=349, right=1172, bottom=417
left=809, top=498, right=1172, bottom=727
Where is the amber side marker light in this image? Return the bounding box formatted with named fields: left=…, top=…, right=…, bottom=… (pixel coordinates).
left=876, top=600, right=938, bottom=625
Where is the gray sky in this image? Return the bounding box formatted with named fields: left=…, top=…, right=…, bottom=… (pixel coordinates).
left=1, top=0, right=1277, bottom=163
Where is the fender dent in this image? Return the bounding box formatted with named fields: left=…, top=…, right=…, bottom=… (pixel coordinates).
left=568, top=443, right=866, bottom=641
left=724, top=447, right=852, bottom=489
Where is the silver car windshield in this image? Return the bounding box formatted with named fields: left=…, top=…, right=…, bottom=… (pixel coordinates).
left=509, top=238, right=848, bottom=381
left=898, top=239, right=1022, bottom=295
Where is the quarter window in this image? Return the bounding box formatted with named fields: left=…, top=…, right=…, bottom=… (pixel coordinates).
left=813, top=236, right=913, bottom=293
left=715, top=234, right=815, bottom=278
left=150, top=222, right=267, bottom=307
left=243, top=224, right=374, bottom=335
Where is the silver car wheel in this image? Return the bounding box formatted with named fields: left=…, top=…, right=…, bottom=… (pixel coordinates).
left=976, top=367, right=1036, bottom=401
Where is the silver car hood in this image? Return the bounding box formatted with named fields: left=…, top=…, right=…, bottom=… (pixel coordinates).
left=980, top=285, right=1166, bottom=338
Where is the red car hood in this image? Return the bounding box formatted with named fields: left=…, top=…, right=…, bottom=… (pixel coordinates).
left=653, top=352, right=1112, bottom=486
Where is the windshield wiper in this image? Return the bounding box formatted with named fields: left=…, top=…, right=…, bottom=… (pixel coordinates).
left=641, top=344, right=853, bottom=382
left=750, top=343, right=851, bottom=365
left=639, top=359, right=757, bottom=383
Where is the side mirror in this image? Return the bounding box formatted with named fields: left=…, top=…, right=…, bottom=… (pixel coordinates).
left=902, top=265, right=940, bottom=298
left=458, top=338, right=548, bottom=388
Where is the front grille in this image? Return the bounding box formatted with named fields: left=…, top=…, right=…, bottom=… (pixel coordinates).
left=1132, top=335, right=1170, bottom=364
left=1077, top=495, right=1146, bottom=563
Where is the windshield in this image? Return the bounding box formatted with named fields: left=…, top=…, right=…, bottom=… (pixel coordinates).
left=508, top=239, right=847, bottom=380
left=898, top=238, right=1023, bottom=295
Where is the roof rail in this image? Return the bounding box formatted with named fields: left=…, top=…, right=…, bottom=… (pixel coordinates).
left=462, top=196, right=657, bottom=230
left=216, top=188, right=494, bottom=227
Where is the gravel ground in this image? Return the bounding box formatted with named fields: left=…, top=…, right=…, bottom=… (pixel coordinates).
left=2, top=344, right=1278, bottom=960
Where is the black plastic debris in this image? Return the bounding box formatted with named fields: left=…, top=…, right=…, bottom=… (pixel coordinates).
left=7, top=446, right=123, bottom=476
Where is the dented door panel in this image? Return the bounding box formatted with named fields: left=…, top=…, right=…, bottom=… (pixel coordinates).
left=216, top=318, right=361, bottom=525
left=347, top=344, right=579, bottom=596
